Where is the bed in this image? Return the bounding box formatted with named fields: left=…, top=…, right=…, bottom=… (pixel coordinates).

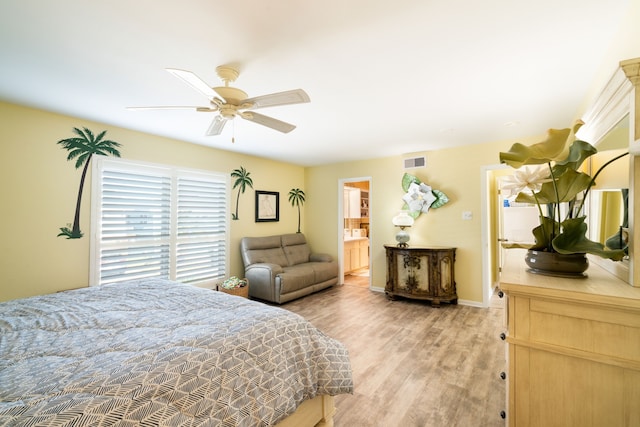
left=0, top=278, right=353, bottom=426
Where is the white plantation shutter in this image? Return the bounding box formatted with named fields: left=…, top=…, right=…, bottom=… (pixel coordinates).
left=91, top=157, right=229, bottom=287
left=99, top=169, right=171, bottom=283
left=175, top=176, right=227, bottom=283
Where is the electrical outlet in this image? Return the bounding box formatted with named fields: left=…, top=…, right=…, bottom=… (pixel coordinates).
left=462, top=211, right=473, bottom=220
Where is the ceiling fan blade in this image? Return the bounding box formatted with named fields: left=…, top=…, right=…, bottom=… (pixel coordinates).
left=241, top=112, right=296, bottom=133
left=242, top=89, right=310, bottom=110
left=206, top=115, right=227, bottom=136
left=166, top=68, right=218, bottom=101
left=127, top=106, right=216, bottom=112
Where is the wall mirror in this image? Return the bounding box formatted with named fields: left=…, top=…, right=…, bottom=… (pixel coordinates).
left=579, top=57, right=640, bottom=286
left=587, top=114, right=630, bottom=281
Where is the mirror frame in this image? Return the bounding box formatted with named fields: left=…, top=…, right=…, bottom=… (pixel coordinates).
left=578, top=57, right=640, bottom=286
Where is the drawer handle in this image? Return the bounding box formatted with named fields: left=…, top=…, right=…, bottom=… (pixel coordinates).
left=499, top=332, right=506, bottom=341
left=498, top=290, right=504, bottom=298
left=500, top=411, right=506, bottom=419
left=500, top=371, right=506, bottom=380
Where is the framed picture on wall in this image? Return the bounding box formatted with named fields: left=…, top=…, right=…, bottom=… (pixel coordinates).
left=255, top=190, right=279, bottom=222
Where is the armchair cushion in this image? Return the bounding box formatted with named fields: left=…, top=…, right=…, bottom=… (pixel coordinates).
left=310, top=253, right=333, bottom=263
left=282, top=233, right=311, bottom=265
left=277, top=265, right=316, bottom=293
left=241, top=235, right=288, bottom=267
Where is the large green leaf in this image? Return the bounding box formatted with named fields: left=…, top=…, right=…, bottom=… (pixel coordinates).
left=530, top=216, right=558, bottom=251
left=499, top=128, right=571, bottom=169
left=513, top=192, right=537, bottom=205
left=401, top=173, right=419, bottom=192
left=544, top=169, right=591, bottom=203
left=552, top=216, right=626, bottom=261
left=431, top=190, right=449, bottom=209
left=515, top=169, right=591, bottom=205
left=553, top=139, right=597, bottom=173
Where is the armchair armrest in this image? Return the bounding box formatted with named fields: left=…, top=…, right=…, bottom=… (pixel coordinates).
left=246, top=262, right=283, bottom=278
left=245, top=263, right=283, bottom=302
left=310, top=253, right=333, bottom=263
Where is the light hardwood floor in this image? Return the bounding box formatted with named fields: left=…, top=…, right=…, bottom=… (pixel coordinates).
left=282, top=278, right=506, bottom=427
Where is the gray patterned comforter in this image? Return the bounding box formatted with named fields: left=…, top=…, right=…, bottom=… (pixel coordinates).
left=0, top=279, right=353, bottom=426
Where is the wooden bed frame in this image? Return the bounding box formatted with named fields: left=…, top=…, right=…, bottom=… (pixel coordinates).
left=276, top=395, right=336, bottom=427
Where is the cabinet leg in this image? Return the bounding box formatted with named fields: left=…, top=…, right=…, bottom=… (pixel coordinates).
left=385, top=291, right=396, bottom=301
left=431, top=299, right=441, bottom=307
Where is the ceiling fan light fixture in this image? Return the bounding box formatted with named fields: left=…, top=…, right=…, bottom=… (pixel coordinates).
left=213, top=86, right=248, bottom=104
left=219, top=106, right=237, bottom=119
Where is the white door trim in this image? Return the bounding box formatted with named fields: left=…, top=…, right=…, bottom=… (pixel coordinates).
left=481, top=164, right=510, bottom=307
left=338, top=177, right=372, bottom=287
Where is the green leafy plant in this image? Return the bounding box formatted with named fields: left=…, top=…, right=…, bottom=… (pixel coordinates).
left=499, top=121, right=628, bottom=260
left=288, top=188, right=306, bottom=233
left=57, top=127, right=121, bottom=239
left=230, top=166, right=253, bottom=220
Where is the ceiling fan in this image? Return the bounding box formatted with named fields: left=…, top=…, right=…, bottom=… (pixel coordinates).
left=129, top=66, right=310, bottom=136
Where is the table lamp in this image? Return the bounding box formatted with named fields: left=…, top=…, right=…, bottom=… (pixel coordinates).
left=392, top=211, right=414, bottom=247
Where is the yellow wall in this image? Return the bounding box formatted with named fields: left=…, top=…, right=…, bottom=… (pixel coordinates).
left=2, top=100, right=521, bottom=305
left=0, top=102, right=305, bottom=301
left=0, top=98, right=632, bottom=305
left=3, top=1, right=640, bottom=303
left=305, top=141, right=520, bottom=304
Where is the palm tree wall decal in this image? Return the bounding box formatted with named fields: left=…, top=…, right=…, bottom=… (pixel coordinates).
left=231, top=166, right=253, bottom=220
left=57, top=127, right=121, bottom=239
left=288, top=188, right=306, bottom=233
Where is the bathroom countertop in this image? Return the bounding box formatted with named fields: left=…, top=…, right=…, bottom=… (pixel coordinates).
left=344, top=236, right=369, bottom=242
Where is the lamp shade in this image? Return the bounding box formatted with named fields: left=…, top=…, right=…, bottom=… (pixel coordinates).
left=392, top=211, right=414, bottom=227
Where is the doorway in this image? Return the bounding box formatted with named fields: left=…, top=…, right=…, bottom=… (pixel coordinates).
left=339, top=178, right=371, bottom=288
left=481, top=165, right=538, bottom=306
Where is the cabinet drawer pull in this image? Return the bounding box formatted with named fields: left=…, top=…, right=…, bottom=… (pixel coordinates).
left=498, top=290, right=504, bottom=298
left=500, top=411, right=506, bottom=419
left=499, top=332, right=506, bottom=341
left=500, top=371, right=506, bottom=380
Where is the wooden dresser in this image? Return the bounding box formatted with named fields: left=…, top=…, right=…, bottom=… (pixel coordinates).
left=499, top=250, right=640, bottom=426
left=384, top=245, right=457, bottom=306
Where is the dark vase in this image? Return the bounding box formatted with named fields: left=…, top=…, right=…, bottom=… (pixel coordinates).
left=524, top=249, right=589, bottom=278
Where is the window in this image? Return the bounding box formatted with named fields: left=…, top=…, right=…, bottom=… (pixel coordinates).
left=90, top=157, right=229, bottom=287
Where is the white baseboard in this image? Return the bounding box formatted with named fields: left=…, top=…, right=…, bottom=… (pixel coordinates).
left=457, top=299, right=485, bottom=308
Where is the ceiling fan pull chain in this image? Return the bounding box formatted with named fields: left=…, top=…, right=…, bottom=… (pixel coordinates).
left=232, top=119, right=235, bottom=143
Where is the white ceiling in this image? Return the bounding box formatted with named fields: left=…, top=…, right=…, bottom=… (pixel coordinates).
left=0, top=0, right=630, bottom=166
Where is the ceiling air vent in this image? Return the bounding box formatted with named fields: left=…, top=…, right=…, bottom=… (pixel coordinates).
left=403, top=156, right=426, bottom=169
